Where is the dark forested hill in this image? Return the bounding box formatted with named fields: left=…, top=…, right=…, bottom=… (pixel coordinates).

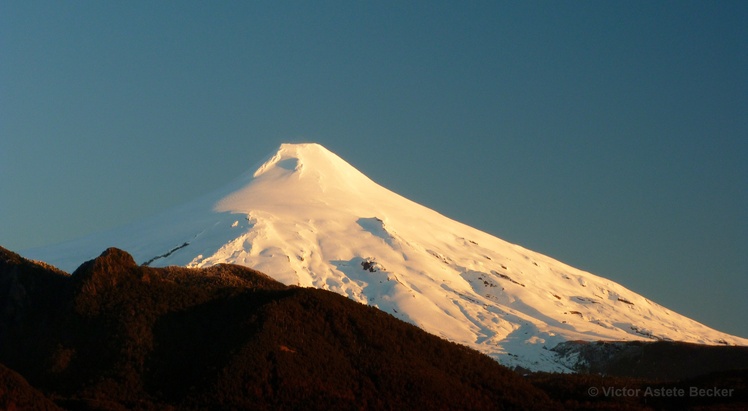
left=3, top=246, right=746, bottom=410
left=0, top=246, right=555, bottom=410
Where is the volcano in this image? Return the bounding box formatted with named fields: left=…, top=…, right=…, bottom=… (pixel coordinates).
left=24, top=143, right=748, bottom=371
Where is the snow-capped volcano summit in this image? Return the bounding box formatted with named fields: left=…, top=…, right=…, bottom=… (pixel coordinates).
left=24, top=143, right=748, bottom=371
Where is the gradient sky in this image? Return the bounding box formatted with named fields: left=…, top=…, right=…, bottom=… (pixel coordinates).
left=2, top=1, right=746, bottom=338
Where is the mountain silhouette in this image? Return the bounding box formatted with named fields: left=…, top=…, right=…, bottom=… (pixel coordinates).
left=1, top=246, right=555, bottom=410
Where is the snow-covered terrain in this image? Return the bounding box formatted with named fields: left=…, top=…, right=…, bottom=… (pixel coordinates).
left=24, top=143, right=748, bottom=371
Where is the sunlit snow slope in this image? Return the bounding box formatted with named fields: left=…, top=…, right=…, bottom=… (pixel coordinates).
left=24, top=143, right=748, bottom=371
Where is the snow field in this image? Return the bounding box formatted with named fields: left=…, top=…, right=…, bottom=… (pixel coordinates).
left=24, top=143, right=748, bottom=371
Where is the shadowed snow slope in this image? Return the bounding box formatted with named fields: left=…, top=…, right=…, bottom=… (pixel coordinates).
left=23, top=143, right=748, bottom=371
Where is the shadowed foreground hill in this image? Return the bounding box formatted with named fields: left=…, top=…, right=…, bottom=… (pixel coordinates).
left=0, top=246, right=555, bottom=410
left=0, top=363, right=63, bottom=411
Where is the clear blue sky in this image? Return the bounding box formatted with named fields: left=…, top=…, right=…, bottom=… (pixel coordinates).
left=2, top=1, right=746, bottom=338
